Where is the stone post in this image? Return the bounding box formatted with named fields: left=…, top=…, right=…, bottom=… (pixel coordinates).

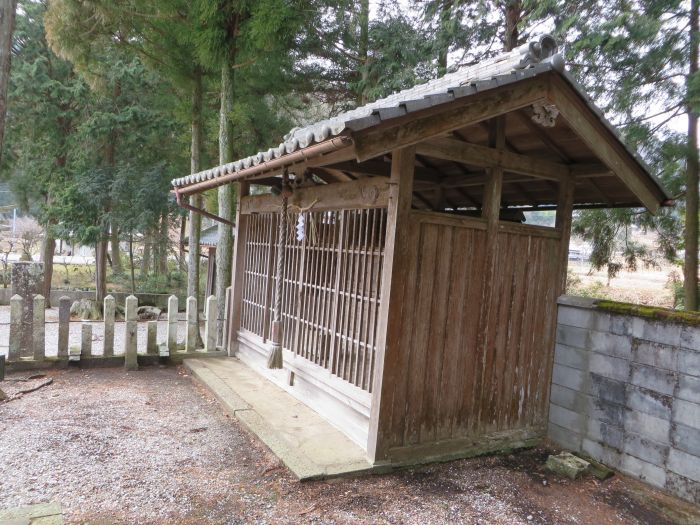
left=185, top=296, right=198, bottom=352
left=9, top=294, right=22, bottom=361
left=147, top=321, right=158, bottom=355
left=81, top=323, right=92, bottom=358
left=0, top=355, right=5, bottom=381
left=57, top=296, right=71, bottom=358
left=103, top=295, right=115, bottom=357
left=167, top=295, right=178, bottom=355
left=204, top=295, right=217, bottom=352
left=32, top=295, right=45, bottom=361
left=11, top=262, right=43, bottom=357
left=124, top=295, right=138, bottom=371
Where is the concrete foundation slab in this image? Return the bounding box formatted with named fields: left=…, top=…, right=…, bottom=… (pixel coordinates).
left=184, top=357, right=373, bottom=480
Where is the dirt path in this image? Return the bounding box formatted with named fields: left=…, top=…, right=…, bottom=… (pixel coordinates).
left=0, top=367, right=698, bottom=524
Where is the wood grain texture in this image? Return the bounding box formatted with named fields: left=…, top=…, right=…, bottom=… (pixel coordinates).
left=375, top=212, right=561, bottom=457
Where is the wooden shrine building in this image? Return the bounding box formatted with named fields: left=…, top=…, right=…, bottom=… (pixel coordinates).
left=173, top=35, right=670, bottom=464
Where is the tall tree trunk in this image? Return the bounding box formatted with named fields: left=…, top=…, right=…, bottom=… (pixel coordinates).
left=189, top=68, right=204, bottom=347
left=179, top=214, right=186, bottom=271
left=141, top=230, right=151, bottom=276
left=95, top=239, right=107, bottom=306
left=436, top=0, right=452, bottom=76
left=129, top=232, right=135, bottom=295
left=357, top=0, right=369, bottom=105
left=216, top=60, right=235, bottom=345
left=504, top=0, right=521, bottom=52
left=41, top=233, right=55, bottom=308
left=110, top=224, right=122, bottom=274
left=0, top=0, right=17, bottom=163
left=158, top=212, right=168, bottom=276
left=686, top=0, right=699, bottom=311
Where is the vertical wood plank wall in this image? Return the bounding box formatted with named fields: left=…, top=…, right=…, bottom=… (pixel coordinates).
left=377, top=211, right=561, bottom=460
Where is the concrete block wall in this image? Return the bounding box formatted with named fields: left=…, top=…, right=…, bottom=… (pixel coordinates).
left=549, top=296, right=700, bottom=504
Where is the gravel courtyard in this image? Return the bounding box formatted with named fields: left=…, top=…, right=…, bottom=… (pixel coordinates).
left=1, top=366, right=699, bottom=525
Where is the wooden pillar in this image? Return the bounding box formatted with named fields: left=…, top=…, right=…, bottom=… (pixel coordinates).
left=367, top=145, right=416, bottom=461
left=227, top=181, right=250, bottom=355
left=556, top=175, right=575, bottom=295
left=475, top=116, right=505, bottom=427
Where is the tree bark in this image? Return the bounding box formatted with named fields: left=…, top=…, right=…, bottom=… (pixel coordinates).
left=158, top=212, right=168, bottom=276
left=41, top=233, right=55, bottom=308
left=141, top=229, right=151, bottom=276
left=504, top=0, right=521, bottom=52
left=0, top=0, right=17, bottom=163
left=189, top=68, right=204, bottom=347
left=110, top=224, right=122, bottom=274
left=216, top=60, right=235, bottom=345
left=95, top=239, right=107, bottom=306
left=436, top=0, right=452, bottom=76
left=357, top=0, right=369, bottom=105
left=686, top=0, right=699, bottom=311
left=129, top=233, right=135, bottom=294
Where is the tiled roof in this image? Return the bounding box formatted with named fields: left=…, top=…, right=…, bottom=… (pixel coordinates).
left=172, top=35, right=562, bottom=189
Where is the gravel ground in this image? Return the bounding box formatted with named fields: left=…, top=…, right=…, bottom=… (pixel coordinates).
left=1, top=367, right=699, bottom=525
left=0, top=305, right=195, bottom=357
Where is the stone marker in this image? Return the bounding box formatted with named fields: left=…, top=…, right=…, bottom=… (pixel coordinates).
left=124, top=295, right=138, bottom=371
left=11, top=262, right=43, bottom=356
left=103, top=295, right=115, bottom=357
left=204, top=295, right=217, bottom=352
left=81, top=323, right=93, bottom=358
left=58, top=296, right=71, bottom=358
left=545, top=452, right=590, bottom=480
left=185, top=296, right=198, bottom=352
left=32, top=295, right=45, bottom=361
left=167, top=295, right=178, bottom=355
left=147, top=321, right=158, bottom=355
left=9, top=294, right=22, bottom=361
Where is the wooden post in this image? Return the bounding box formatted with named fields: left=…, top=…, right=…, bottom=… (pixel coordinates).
left=81, top=323, right=93, bottom=358
left=32, top=295, right=45, bottom=361
left=556, top=175, right=575, bottom=295
left=167, top=295, right=178, bottom=355
left=227, top=182, right=249, bottom=355
left=204, top=295, right=217, bottom=352
left=124, top=295, right=138, bottom=371
left=8, top=294, right=21, bottom=361
left=185, top=296, right=198, bottom=352
left=223, top=286, right=231, bottom=351
left=103, top=295, right=115, bottom=357
left=367, top=145, right=416, bottom=461
left=58, top=296, right=70, bottom=358
left=474, top=116, right=506, bottom=428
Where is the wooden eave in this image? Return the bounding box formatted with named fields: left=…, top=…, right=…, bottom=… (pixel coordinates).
left=175, top=69, right=669, bottom=215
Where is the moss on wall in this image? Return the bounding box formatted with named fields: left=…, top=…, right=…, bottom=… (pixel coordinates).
left=595, top=300, right=700, bottom=326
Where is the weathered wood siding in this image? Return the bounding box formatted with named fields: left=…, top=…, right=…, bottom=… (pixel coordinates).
left=380, top=211, right=561, bottom=457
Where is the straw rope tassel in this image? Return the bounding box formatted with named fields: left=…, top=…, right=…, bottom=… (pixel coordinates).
left=267, top=172, right=289, bottom=369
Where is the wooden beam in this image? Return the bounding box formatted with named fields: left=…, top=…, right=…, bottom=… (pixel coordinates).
left=368, top=145, right=416, bottom=461
left=548, top=76, right=662, bottom=212
left=227, top=182, right=250, bottom=354
left=417, top=137, right=567, bottom=182
left=515, top=109, right=573, bottom=162
left=239, top=176, right=390, bottom=214
left=353, top=77, right=548, bottom=161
